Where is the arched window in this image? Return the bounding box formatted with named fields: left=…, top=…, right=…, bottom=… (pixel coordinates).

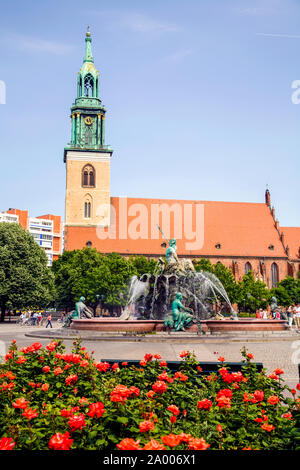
left=271, top=262, right=279, bottom=287
left=245, top=262, right=252, bottom=274
left=82, top=165, right=95, bottom=187
left=84, top=74, right=94, bottom=97
left=84, top=201, right=91, bottom=218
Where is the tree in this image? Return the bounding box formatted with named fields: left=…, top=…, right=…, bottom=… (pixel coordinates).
left=212, top=262, right=242, bottom=305
left=52, top=249, right=136, bottom=313
left=129, top=256, right=158, bottom=277
left=193, top=258, right=214, bottom=273
left=269, top=276, right=300, bottom=306
left=0, top=223, right=55, bottom=321
left=238, top=272, right=269, bottom=312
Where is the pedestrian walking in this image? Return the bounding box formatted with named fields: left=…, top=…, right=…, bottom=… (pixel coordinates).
left=287, top=305, right=294, bottom=328
left=295, top=304, right=300, bottom=330
left=37, top=311, right=42, bottom=327
left=45, top=313, right=52, bottom=328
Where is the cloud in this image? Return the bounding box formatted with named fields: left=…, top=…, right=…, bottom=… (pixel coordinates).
left=2, top=33, right=73, bottom=55
left=256, top=32, right=300, bottom=39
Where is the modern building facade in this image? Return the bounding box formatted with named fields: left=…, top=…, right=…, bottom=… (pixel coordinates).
left=0, top=208, right=63, bottom=266
left=64, top=30, right=300, bottom=287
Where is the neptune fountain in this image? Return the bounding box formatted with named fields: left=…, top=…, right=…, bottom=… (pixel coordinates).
left=120, top=238, right=238, bottom=331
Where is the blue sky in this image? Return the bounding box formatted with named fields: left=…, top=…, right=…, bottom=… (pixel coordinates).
left=0, top=0, right=299, bottom=226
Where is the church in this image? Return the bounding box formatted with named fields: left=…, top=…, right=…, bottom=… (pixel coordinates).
left=64, top=30, right=300, bottom=288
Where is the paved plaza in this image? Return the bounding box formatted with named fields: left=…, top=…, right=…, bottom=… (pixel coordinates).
left=0, top=322, right=299, bottom=389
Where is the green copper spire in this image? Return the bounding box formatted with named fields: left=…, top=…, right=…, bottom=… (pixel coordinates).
left=64, top=29, right=113, bottom=158
left=84, top=26, right=94, bottom=63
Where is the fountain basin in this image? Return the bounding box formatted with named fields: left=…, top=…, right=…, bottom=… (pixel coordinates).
left=70, top=318, right=287, bottom=333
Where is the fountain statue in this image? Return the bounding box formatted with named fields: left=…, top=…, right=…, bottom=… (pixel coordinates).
left=120, top=235, right=238, bottom=329
left=164, top=292, right=197, bottom=331
left=63, top=296, right=93, bottom=328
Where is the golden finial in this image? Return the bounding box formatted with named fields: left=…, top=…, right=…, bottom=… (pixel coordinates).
left=86, top=25, right=91, bottom=37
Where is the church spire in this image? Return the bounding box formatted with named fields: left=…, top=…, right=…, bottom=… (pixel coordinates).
left=84, top=26, right=94, bottom=64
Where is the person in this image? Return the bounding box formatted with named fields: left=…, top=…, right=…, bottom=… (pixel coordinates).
left=287, top=305, right=294, bottom=328
left=32, top=312, right=38, bottom=326
left=37, top=311, right=42, bottom=327
left=45, top=313, right=52, bottom=328
left=262, top=309, right=268, bottom=320
left=295, top=304, right=300, bottom=331
left=275, top=309, right=280, bottom=320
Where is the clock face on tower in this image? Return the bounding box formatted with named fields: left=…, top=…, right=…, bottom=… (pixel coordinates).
left=84, top=116, right=93, bottom=126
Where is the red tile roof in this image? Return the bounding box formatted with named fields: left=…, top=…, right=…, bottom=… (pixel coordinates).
left=66, top=197, right=288, bottom=258
left=280, top=227, right=300, bottom=260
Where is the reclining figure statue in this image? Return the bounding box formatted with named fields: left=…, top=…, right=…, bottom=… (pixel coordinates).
left=164, top=292, right=200, bottom=332
left=62, top=296, right=93, bottom=328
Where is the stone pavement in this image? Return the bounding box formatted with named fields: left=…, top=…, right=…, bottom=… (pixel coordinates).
left=0, top=323, right=299, bottom=388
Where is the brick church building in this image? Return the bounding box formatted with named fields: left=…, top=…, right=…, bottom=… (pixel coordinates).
left=64, top=30, right=299, bottom=288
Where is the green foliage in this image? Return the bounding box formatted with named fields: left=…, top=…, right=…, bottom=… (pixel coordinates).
left=269, top=277, right=300, bottom=306
left=0, top=223, right=55, bottom=321
left=52, top=249, right=136, bottom=311
left=129, top=256, right=158, bottom=277
left=238, top=272, right=269, bottom=311
left=0, top=340, right=299, bottom=450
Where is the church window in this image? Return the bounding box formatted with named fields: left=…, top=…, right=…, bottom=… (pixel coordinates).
left=84, top=202, right=91, bottom=218
left=82, top=165, right=95, bottom=187
left=271, top=262, right=279, bottom=287
left=245, top=262, right=252, bottom=274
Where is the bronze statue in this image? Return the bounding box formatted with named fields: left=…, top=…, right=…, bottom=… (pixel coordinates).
left=164, top=292, right=197, bottom=331
left=62, top=296, right=93, bottom=328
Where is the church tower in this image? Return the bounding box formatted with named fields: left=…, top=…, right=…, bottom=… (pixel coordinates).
left=64, top=28, right=113, bottom=233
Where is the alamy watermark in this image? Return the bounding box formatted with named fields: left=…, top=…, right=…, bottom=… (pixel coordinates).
left=95, top=198, right=205, bottom=251
left=0, top=80, right=6, bottom=104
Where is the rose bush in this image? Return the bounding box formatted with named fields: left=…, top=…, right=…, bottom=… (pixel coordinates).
left=0, top=339, right=299, bottom=450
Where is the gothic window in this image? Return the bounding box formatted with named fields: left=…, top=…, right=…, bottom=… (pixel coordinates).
left=82, top=165, right=95, bottom=188
left=84, top=74, right=94, bottom=97
left=271, top=262, right=279, bottom=287
left=245, top=262, right=252, bottom=274
left=84, top=201, right=91, bottom=218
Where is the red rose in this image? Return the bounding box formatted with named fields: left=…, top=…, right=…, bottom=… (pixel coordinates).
left=144, top=354, right=153, bottom=362
left=261, top=423, right=275, bottom=432
left=41, top=383, right=49, bottom=392
left=197, top=399, right=212, bottom=411
left=143, top=439, right=165, bottom=450
left=0, top=437, right=16, bottom=450
left=188, top=438, right=210, bottom=450
left=167, top=405, right=180, bottom=416
left=267, top=396, right=280, bottom=405
left=139, top=420, right=155, bottom=432
left=116, top=439, right=141, bottom=450
left=179, top=351, right=189, bottom=358
left=274, top=368, right=284, bottom=376
left=87, top=402, right=105, bottom=418
left=253, top=390, right=264, bottom=402
left=68, top=414, right=86, bottom=431
left=12, top=397, right=29, bottom=409
left=22, top=408, right=39, bottom=420
left=161, top=434, right=181, bottom=448
left=152, top=381, right=167, bottom=394
left=49, top=432, right=73, bottom=450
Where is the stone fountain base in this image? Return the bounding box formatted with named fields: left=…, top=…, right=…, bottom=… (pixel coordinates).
left=70, top=318, right=288, bottom=333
